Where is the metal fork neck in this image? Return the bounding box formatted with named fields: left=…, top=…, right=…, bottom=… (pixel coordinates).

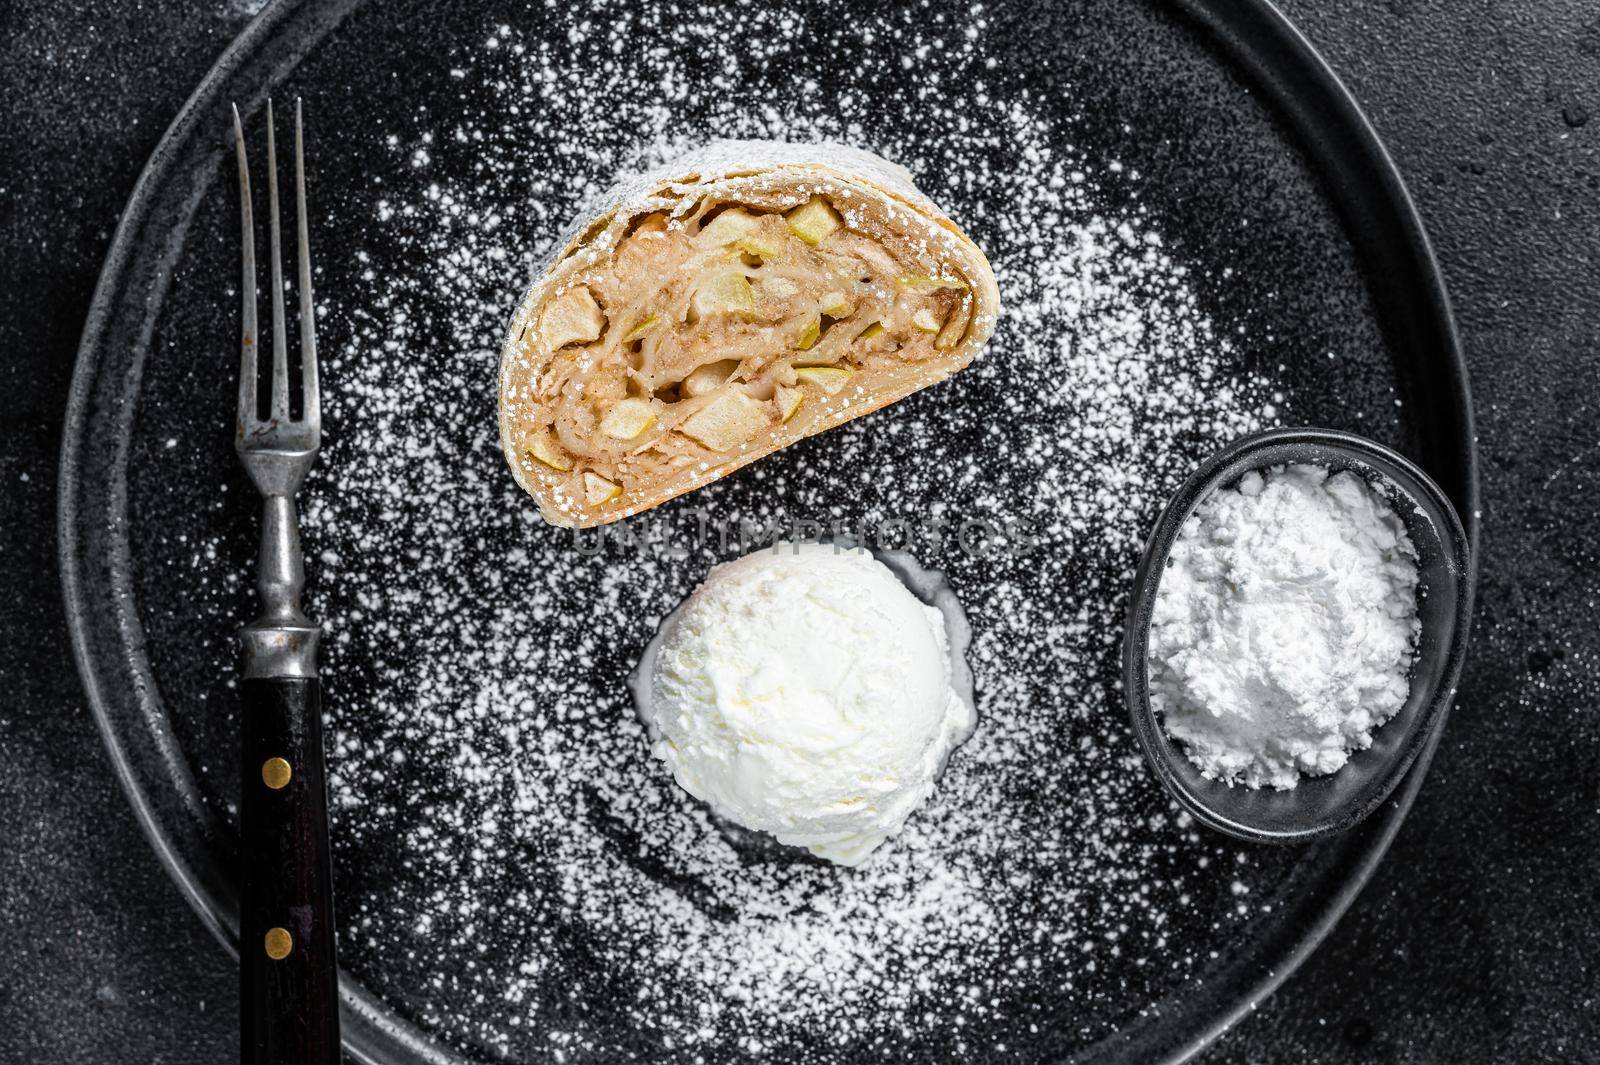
left=241, top=494, right=319, bottom=679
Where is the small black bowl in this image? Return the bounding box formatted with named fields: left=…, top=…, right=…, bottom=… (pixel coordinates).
left=1122, top=427, right=1474, bottom=845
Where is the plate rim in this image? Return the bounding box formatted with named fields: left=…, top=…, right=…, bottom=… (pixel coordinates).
left=56, top=1, right=1479, bottom=1063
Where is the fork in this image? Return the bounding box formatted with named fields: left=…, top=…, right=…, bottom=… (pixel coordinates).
left=232, top=98, right=341, bottom=1065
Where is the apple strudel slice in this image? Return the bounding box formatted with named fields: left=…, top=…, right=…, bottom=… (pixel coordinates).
left=497, top=140, right=1001, bottom=528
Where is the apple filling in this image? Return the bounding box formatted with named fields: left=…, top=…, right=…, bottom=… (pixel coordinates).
left=514, top=193, right=979, bottom=515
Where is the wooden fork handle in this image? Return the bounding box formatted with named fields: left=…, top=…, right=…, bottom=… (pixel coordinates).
left=240, top=676, right=341, bottom=1065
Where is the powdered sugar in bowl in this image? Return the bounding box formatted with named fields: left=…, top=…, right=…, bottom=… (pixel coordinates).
left=1121, top=427, right=1474, bottom=845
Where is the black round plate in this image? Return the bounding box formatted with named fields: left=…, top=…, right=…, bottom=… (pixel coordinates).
left=60, top=1, right=1477, bottom=1063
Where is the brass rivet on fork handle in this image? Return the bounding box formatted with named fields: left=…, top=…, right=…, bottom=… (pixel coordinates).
left=264, top=927, right=294, bottom=960
left=262, top=757, right=292, bottom=790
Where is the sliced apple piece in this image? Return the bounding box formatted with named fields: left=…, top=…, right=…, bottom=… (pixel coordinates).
left=735, top=216, right=790, bottom=261
left=786, top=197, right=843, bottom=246
left=599, top=398, right=656, bottom=440
left=897, top=274, right=969, bottom=295
left=856, top=321, right=885, bottom=341
left=622, top=312, right=660, bottom=343
left=679, top=390, right=771, bottom=451
left=697, top=208, right=761, bottom=247
left=538, top=285, right=605, bottom=350
left=912, top=308, right=943, bottom=334
left=681, top=359, right=740, bottom=399
left=692, top=270, right=757, bottom=320
left=583, top=471, right=622, bottom=506
left=775, top=386, right=804, bottom=423
left=736, top=233, right=787, bottom=261
left=794, top=314, right=821, bottom=351
left=818, top=290, right=851, bottom=317
left=794, top=366, right=854, bottom=395
left=935, top=302, right=970, bottom=350
left=527, top=429, right=572, bottom=472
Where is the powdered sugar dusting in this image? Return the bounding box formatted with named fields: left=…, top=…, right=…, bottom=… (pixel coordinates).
left=304, top=3, right=1291, bottom=1060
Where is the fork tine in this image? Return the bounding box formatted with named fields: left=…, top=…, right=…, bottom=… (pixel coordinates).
left=232, top=104, right=257, bottom=434
left=266, top=99, right=290, bottom=425
left=295, top=98, right=319, bottom=430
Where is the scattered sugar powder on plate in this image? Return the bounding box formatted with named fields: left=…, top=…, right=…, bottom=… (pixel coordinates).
left=288, top=3, right=1293, bottom=1060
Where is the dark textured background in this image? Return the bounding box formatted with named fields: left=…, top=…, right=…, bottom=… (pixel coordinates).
left=2, top=1, right=1596, bottom=1063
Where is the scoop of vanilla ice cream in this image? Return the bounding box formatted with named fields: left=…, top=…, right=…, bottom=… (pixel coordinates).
left=646, top=542, right=972, bottom=866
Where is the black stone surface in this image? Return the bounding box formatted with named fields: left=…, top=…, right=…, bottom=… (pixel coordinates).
left=1, top=2, right=1595, bottom=1063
